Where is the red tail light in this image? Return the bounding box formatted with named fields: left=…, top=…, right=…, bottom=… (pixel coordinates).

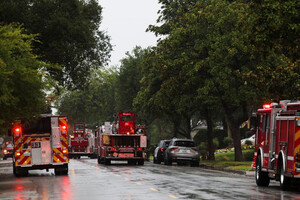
left=160, top=147, right=164, bottom=152
left=138, top=147, right=142, bottom=151
left=191, top=148, right=198, bottom=152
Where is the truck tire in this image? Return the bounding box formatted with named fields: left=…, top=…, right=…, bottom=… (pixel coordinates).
left=138, top=160, right=144, bottom=166
left=255, top=155, right=270, bottom=187
left=97, top=155, right=101, bottom=164
left=279, top=160, right=290, bottom=190
left=104, top=158, right=111, bottom=165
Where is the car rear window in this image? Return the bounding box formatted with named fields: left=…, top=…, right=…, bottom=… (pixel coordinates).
left=174, top=141, right=195, bottom=147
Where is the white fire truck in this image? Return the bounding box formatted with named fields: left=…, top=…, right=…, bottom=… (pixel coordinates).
left=11, top=115, right=69, bottom=176
left=95, top=112, right=147, bottom=165
left=253, top=100, right=300, bottom=189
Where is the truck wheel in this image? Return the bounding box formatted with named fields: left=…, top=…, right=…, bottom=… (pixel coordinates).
left=62, top=164, right=68, bottom=175
left=138, top=160, right=144, bottom=166
left=104, top=158, right=111, bottom=165
left=279, top=161, right=290, bottom=190
left=255, top=155, right=270, bottom=187
left=97, top=155, right=101, bottom=164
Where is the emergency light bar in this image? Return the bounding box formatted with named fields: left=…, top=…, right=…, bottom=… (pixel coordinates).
left=13, top=126, right=22, bottom=134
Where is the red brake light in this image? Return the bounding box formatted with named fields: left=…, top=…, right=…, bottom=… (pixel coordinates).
left=192, top=148, right=198, bottom=151
left=160, top=147, right=164, bottom=152
left=263, top=104, right=271, bottom=109
left=138, top=147, right=142, bottom=151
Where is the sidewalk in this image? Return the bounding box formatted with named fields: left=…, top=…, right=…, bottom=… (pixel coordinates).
left=0, top=158, right=12, bottom=167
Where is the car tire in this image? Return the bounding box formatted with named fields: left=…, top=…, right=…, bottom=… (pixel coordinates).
left=153, top=157, right=157, bottom=164
left=191, top=161, right=199, bottom=167
left=157, top=156, right=161, bottom=164
left=255, top=155, right=270, bottom=187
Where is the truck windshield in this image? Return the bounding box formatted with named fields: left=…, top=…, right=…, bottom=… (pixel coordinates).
left=23, top=117, right=51, bottom=135
left=75, top=124, right=84, bottom=131
left=120, top=115, right=133, bottom=122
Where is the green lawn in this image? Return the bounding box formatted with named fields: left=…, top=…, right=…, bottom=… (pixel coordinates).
left=200, top=149, right=254, bottom=171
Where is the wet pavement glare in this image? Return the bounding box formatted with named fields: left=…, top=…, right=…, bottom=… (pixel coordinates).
left=0, top=158, right=299, bottom=200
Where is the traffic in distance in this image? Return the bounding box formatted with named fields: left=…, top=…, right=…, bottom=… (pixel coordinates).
left=2, top=100, right=300, bottom=191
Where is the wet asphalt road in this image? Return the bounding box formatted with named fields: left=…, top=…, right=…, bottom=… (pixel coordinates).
left=0, top=158, right=299, bottom=200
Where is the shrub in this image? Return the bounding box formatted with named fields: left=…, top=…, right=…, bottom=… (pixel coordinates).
left=245, top=140, right=253, bottom=146
left=243, top=149, right=255, bottom=161
left=223, top=137, right=233, bottom=147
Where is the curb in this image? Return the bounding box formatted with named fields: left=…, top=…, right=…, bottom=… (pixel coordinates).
left=199, top=164, right=255, bottom=176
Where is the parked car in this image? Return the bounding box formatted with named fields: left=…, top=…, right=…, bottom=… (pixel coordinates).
left=2, top=143, right=13, bottom=160
left=241, top=134, right=255, bottom=145
left=153, top=140, right=170, bottom=164
left=164, top=138, right=199, bottom=167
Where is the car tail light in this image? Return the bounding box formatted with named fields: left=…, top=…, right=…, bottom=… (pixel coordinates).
left=170, top=147, right=178, bottom=153
left=160, top=147, right=164, bottom=152
left=138, top=147, right=142, bottom=151
left=191, top=148, right=198, bottom=152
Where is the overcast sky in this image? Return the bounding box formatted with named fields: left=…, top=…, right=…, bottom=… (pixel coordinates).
left=98, top=0, right=161, bottom=67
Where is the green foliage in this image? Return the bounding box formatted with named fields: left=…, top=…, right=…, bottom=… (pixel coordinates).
left=223, top=137, right=233, bottom=148
left=56, top=68, right=118, bottom=127
left=0, top=24, right=47, bottom=134
left=245, top=140, right=253, bottom=146
left=0, top=0, right=112, bottom=89
left=116, top=46, right=150, bottom=113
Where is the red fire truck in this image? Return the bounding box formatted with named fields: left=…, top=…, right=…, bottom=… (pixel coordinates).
left=11, top=115, right=69, bottom=176
left=95, top=112, right=147, bottom=165
left=253, top=100, right=300, bottom=189
left=69, top=123, right=96, bottom=159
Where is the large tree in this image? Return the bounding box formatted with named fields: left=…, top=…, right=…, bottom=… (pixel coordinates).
left=56, top=68, right=118, bottom=127
left=0, top=0, right=112, bottom=89
left=0, top=24, right=48, bottom=134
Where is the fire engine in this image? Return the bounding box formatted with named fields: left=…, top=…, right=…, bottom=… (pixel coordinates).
left=69, top=123, right=96, bottom=159
left=11, top=115, right=69, bottom=176
left=95, top=112, right=147, bottom=165
left=253, top=100, right=300, bottom=189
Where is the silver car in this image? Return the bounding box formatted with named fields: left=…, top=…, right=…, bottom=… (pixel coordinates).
left=164, top=138, right=199, bottom=167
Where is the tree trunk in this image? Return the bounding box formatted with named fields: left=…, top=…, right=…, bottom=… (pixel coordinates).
left=230, top=122, right=243, bottom=161
left=222, top=102, right=243, bottom=161
left=205, top=110, right=215, bottom=160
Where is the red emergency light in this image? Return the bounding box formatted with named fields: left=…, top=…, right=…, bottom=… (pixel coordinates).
left=263, top=104, right=271, bottom=109
left=61, top=125, right=67, bottom=131
left=13, top=126, right=22, bottom=134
